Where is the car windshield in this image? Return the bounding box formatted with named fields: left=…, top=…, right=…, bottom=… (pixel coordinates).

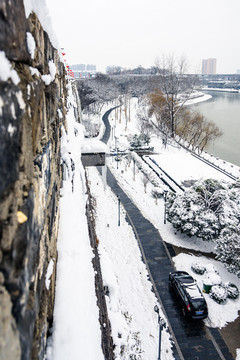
left=177, top=275, right=194, bottom=283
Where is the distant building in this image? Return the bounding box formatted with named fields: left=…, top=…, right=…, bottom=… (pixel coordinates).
left=202, top=58, right=217, bottom=75
left=71, top=64, right=86, bottom=71
left=86, top=64, right=96, bottom=71
left=70, top=64, right=96, bottom=78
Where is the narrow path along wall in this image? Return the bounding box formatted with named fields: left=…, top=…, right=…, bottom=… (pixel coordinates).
left=0, top=1, right=68, bottom=359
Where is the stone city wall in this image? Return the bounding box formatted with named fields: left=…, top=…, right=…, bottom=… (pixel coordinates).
left=0, top=1, right=68, bottom=358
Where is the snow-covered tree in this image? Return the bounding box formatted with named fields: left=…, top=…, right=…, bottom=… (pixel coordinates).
left=155, top=54, right=198, bottom=137
left=146, top=90, right=222, bottom=152
left=176, top=109, right=222, bottom=153
left=76, top=74, right=119, bottom=114
left=128, top=134, right=150, bottom=150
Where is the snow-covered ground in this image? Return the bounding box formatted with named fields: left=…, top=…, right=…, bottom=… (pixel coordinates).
left=184, top=91, right=212, bottom=106
left=87, top=167, right=173, bottom=359
left=102, top=96, right=240, bottom=356
left=46, top=86, right=104, bottom=360
left=47, top=90, right=240, bottom=359
left=150, top=150, right=233, bottom=185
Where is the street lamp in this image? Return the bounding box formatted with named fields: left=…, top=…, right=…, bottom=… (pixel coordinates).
left=133, top=159, right=136, bottom=181
left=115, top=136, right=119, bottom=169
left=163, top=190, right=168, bottom=224
left=154, top=305, right=166, bottom=360
left=117, top=195, right=120, bottom=226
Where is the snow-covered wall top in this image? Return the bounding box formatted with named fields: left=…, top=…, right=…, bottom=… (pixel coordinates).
left=81, top=139, right=109, bottom=154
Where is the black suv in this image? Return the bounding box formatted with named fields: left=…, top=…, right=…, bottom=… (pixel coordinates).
left=169, top=271, right=208, bottom=319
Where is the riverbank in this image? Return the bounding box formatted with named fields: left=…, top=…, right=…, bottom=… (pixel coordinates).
left=202, top=87, right=240, bottom=93
left=185, top=91, right=212, bottom=105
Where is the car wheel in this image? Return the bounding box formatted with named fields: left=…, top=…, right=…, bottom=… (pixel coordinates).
left=182, top=307, right=186, bottom=317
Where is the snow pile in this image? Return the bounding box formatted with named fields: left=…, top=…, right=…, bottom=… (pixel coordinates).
left=45, top=259, right=54, bottom=290
left=26, top=32, right=36, bottom=59
left=23, top=0, right=58, bottom=48
left=7, top=123, right=16, bottom=137
left=88, top=167, right=173, bottom=360
left=237, top=349, right=240, bottom=360
left=47, top=85, right=104, bottom=360
left=42, top=60, right=56, bottom=85
left=205, top=273, right=222, bottom=286
left=0, top=51, right=20, bottom=85
left=30, top=66, right=40, bottom=77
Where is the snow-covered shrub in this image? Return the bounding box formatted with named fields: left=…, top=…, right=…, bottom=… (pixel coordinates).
left=130, top=152, right=163, bottom=189
left=194, top=178, right=226, bottom=197
left=166, top=179, right=240, bottom=242
left=191, top=262, right=206, bottom=275
left=224, top=282, right=239, bottom=300
left=128, top=133, right=150, bottom=149
left=215, top=226, right=240, bottom=278
left=166, top=188, right=220, bottom=240
left=210, top=285, right=228, bottom=304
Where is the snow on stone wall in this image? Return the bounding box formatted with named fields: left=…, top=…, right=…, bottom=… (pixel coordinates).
left=0, top=1, right=68, bottom=359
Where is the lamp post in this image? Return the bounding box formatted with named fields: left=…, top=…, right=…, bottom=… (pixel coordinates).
left=133, top=159, right=136, bottom=181
left=117, top=195, right=120, bottom=226
left=163, top=190, right=168, bottom=224
left=154, top=305, right=166, bottom=360
left=115, top=136, right=119, bottom=169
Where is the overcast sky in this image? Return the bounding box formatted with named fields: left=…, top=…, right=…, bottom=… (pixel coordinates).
left=46, top=0, right=240, bottom=74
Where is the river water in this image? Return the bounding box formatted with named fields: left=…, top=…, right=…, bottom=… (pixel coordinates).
left=192, top=90, right=240, bottom=167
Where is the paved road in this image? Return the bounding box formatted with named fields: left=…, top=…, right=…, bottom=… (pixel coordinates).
left=100, top=107, right=234, bottom=360
left=101, top=106, right=120, bottom=144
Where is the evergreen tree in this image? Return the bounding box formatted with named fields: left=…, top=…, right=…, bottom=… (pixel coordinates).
left=166, top=179, right=240, bottom=242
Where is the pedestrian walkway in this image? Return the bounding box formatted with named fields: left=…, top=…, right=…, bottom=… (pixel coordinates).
left=104, top=166, right=234, bottom=360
